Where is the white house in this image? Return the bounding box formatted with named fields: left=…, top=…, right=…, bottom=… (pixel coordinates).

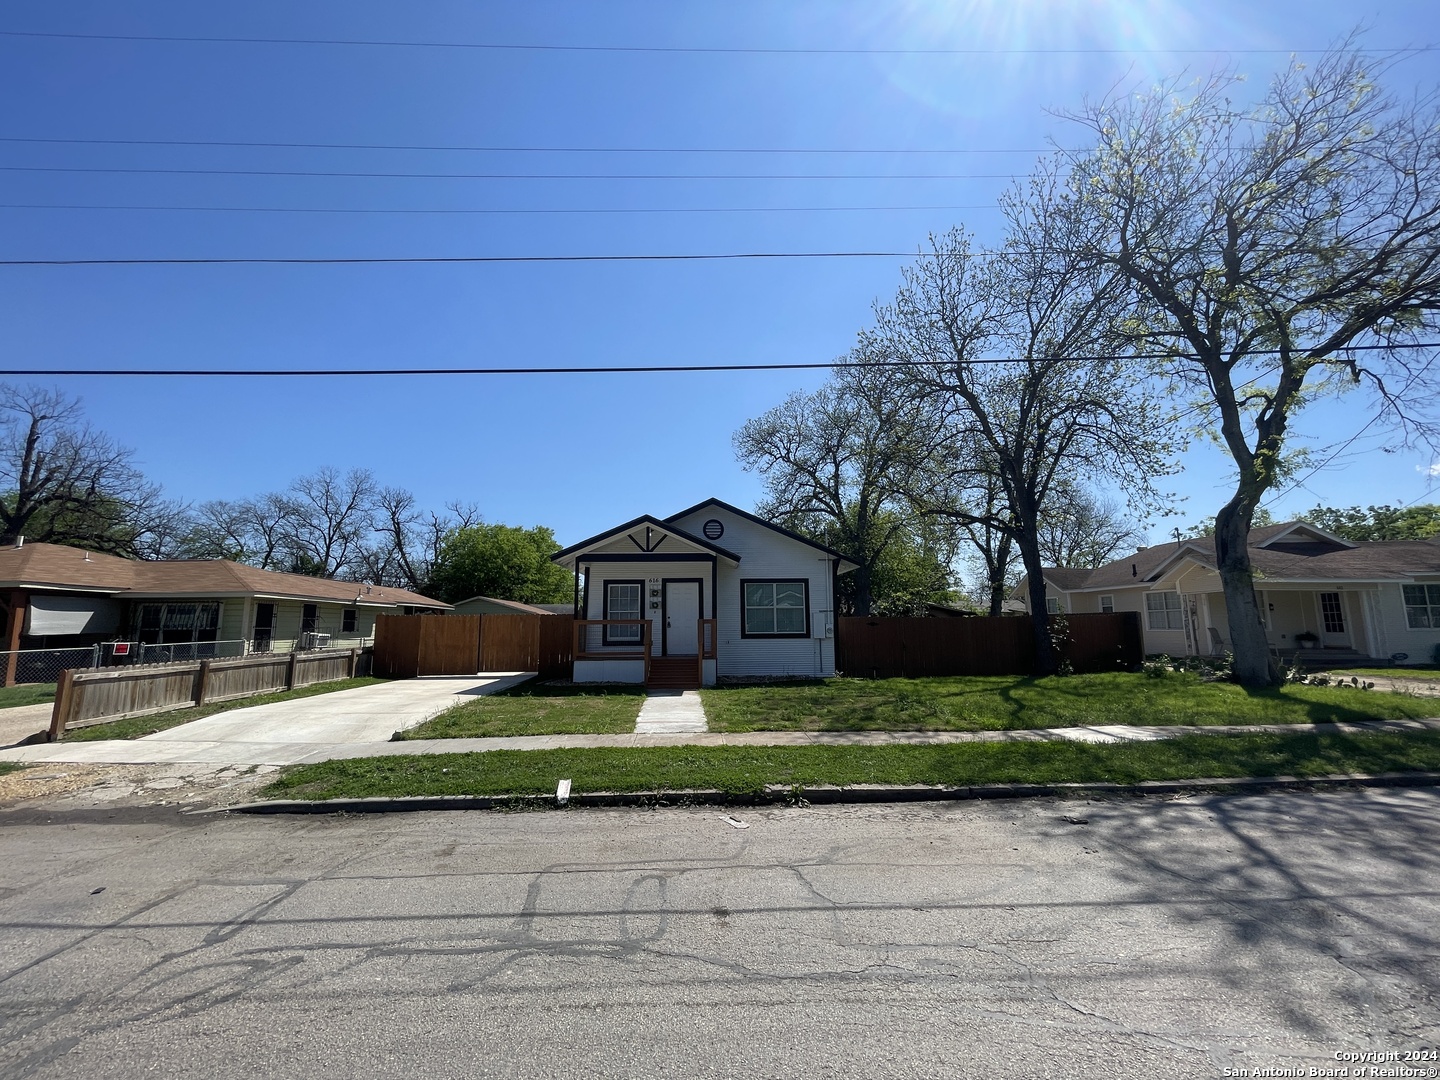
left=1017, top=522, right=1440, bottom=665
left=552, top=498, right=858, bottom=688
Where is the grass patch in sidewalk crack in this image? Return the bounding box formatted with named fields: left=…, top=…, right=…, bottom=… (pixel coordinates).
left=258, top=729, right=1440, bottom=801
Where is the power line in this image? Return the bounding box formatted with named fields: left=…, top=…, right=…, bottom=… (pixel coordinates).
left=0, top=202, right=994, bottom=217
left=5, top=29, right=1417, bottom=56
left=7, top=252, right=922, bottom=266
left=0, top=135, right=1048, bottom=155
left=0, top=165, right=1017, bottom=180
left=5, top=343, right=1436, bottom=378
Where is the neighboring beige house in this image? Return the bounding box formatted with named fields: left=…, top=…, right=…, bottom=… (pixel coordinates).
left=0, top=541, right=448, bottom=682
left=1016, top=522, right=1440, bottom=666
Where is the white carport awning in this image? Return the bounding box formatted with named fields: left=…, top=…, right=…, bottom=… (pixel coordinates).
left=25, top=595, right=122, bottom=635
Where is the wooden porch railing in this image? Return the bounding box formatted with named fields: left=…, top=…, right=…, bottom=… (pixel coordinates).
left=573, top=620, right=652, bottom=684
left=698, top=618, right=717, bottom=687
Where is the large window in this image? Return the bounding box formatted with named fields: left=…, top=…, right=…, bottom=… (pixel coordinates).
left=1145, top=592, right=1184, bottom=631
left=137, top=602, right=221, bottom=645
left=604, top=581, right=644, bottom=644
left=1403, top=584, right=1440, bottom=629
left=742, top=580, right=809, bottom=637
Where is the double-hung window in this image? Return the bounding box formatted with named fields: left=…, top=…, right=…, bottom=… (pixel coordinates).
left=1145, top=592, right=1184, bottom=631
left=1100, top=595, right=1115, bottom=614
left=1045, top=597, right=1061, bottom=615
left=604, top=581, right=644, bottom=644
left=742, top=580, right=809, bottom=637
left=1403, top=584, right=1440, bottom=629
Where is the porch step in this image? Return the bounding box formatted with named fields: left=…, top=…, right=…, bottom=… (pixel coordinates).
left=647, top=657, right=701, bottom=690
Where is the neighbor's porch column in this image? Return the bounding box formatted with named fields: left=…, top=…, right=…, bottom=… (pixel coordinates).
left=3, top=589, right=27, bottom=687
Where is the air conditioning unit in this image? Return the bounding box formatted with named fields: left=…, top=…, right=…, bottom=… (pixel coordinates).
left=301, top=632, right=331, bottom=649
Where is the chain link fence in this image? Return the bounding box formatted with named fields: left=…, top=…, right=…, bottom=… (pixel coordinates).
left=0, top=646, right=102, bottom=687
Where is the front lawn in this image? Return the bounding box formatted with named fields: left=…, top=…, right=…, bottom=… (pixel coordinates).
left=259, top=729, right=1440, bottom=801
left=700, top=672, right=1439, bottom=733
left=0, top=683, right=57, bottom=709
left=63, top=676, right=389, bottom=741
left=399, top=682, right=645, bottom=739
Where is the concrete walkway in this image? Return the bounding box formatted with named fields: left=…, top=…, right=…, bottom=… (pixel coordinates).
left=0, top=672, right=533, bottom=768
left=633, top=690, right=708, bottom=734
left=0, top=703, right=54, bottom=748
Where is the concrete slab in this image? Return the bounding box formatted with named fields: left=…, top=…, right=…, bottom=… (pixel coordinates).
left=0, top=702, right=53, bottom=748
left=0, top=672, right=535, bottom=767
left=634, top=689, right=708, bottom=734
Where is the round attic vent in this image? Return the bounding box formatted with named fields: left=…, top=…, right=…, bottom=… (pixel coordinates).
left=702, top=518, right=725, bottom=540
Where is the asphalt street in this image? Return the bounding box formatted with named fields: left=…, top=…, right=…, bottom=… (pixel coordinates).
left=2, top=791, right=1437, bottom=1079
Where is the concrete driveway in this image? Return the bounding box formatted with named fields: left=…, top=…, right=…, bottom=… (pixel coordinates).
left=0, top=672, right=532, bottom=768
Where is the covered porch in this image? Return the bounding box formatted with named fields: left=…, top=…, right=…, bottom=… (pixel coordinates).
left=1162, top=562, right=1387, bottom=664
left=553, top=514, right=739, bottom=689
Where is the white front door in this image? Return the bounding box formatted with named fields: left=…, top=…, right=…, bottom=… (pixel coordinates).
left=664, top=580, right=701, bottom=656
left=1317, top=592, right=1352, bottom=648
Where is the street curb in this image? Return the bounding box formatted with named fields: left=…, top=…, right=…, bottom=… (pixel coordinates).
left=210, top=770, right=1440, bottom=815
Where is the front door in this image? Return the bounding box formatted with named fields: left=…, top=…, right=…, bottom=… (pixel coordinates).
left=663, top=580, right=701, bottom=656
left=1317, top=592, right=1352, bottom=648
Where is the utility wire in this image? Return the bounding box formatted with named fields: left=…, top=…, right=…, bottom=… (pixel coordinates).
left=0, top=165, right=1018, bottom=180
left=5, top=30, right=1416, bottom=55
left=4, top=343, right=1435, bottom=378
left=0, top=202, right=994, bottom=216
left=0, top=135, right=1049, bottom=155
left=5, top=252, right=929, bottom=265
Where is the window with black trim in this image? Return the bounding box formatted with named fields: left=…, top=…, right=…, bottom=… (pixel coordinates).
left=604, top=581, right=644, bottom=644
left=342, top=608, right=358, bottom=633
left=742, top=580, right=809, bottom=637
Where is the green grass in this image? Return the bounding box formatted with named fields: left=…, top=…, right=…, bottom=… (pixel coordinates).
left=699, top=672, right=1440, bottom=733
left=1330, top=666, right=1440, bottom=679
left=259, top=729, right=1440, bottom=801
left=63, top=676, right=388, bottom=741
left=0, top=683, right=56, bottom=709
left=0, top=762, right=24, bottom=777
left=399, top=681, right=645, bottom=739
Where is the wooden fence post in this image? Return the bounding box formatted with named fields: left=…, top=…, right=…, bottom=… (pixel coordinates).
left=347, top=648, right=358, bottom=678
left=195, top=659, right=213, bottom=705
left=48, top=668, right=74, bottom=741
left=286, top=650, right=299, bottom=690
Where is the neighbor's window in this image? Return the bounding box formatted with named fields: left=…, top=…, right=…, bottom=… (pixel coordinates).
left=1100, top=595, right=1115, bottom=614
left=604, top=582, right=643, bottom=643
left=342, top=608, right=358, bottom=633
left=1145, top=592, right=1184, bottom=631
left=137, top=602, right=220, bottom=644
left=1045, top=597, right=1061, bottom=615
left=743, top=580, right=808, bottom=636
left=1403, top=584, right=1440, bottom=629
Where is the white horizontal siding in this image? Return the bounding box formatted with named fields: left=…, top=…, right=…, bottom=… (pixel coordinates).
left=670, top=507, right=837, bottom=678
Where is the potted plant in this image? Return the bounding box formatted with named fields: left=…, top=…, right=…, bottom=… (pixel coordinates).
left=1295, top=631, right=1320, bottom=649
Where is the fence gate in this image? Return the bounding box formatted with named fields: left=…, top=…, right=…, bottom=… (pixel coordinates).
left=480, top=614, right=540, bottom=671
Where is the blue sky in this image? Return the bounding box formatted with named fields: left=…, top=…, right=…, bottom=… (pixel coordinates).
left=3, top=1, right=1438, bottom=553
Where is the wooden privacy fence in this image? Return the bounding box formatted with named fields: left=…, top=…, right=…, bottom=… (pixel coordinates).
left=373, top=613, right=574, bottom=680
left=836, top=613, right=1142, bottom=678
left=49, top=648, right=369, bottom=740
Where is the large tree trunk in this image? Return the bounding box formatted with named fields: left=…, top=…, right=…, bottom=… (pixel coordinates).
left=1214, top=499, right=1280, bottom=687
left=852, top=562, right=874, bottom=617
left=1017, top=532, right=1057, bottom=676
left=986, top=533, right=1013, bottom=617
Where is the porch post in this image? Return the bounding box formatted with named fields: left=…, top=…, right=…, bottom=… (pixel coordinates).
left=4, top=589, right=26, bottom=687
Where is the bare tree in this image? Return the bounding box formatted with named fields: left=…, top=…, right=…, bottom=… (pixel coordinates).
left=880, top=224, right=1175, bottom=674
left=1036, top=485, right=1147, bottom=569
left=277, top=467, right=379, bottom=578
left=0, top=384, right=178, bottom=557
left=1057, top=40, right=1440, bottom=684
left=735, top=352, right=938, bottom=615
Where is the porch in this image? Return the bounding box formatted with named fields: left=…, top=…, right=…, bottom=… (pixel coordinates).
left=1183, top=585, right=1387, bottom=665
left=573, top=619, right=717, bottom=690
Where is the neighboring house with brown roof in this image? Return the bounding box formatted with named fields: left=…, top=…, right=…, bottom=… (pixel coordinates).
left=0, top=540, right=448, bottom=682
left=450, top=595, right=571, bottom=617
left=1015, top=522, right=1440, bottom=665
